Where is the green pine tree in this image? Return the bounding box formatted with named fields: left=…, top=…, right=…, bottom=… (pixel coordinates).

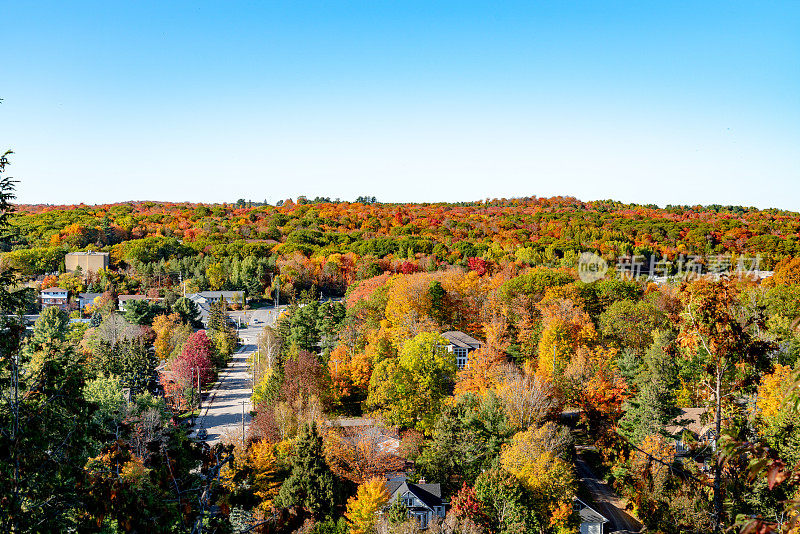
left=619, top=330, right=680, bottom=444
left=275, top=422, right=337, bottom=519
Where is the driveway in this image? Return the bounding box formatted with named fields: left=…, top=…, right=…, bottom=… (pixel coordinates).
left=575, top=453, right=643, bottom=534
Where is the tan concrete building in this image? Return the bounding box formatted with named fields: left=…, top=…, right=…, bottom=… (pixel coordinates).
left=65, top=251, right=109, bottom=275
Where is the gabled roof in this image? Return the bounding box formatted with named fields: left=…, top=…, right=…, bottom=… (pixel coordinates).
left=78, top=292, right=102, bottom=299
left=388, top=481, right=444, bottom=510
left=574, top=498, right=608, bottom=524
left=666, top=407, right=713, bottom=438
left=195, top=291, right=244, bottom=298
left=440, top=331, right=482, bottom=349
left=41, top=287, right=68, bottom=293
left=66, top=251, right=109, bottom=257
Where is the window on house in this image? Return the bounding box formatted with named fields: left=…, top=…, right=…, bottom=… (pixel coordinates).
left=454, top=348, right=468, bottom=369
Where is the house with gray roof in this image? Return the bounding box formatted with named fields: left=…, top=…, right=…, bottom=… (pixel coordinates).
left=440, top=330, right=482, bottom=369
left=573, top=497, right=609, bottom=534
left=186, top=291, right=245, bottom=305
left=385, top=478, right=446, bottom=530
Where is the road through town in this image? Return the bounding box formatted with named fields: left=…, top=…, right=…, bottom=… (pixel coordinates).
left=195, top=306, right=285, bottom=444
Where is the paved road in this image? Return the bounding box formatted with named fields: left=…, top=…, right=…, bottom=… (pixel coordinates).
left=195, top=344, right=254, bottom=444
left=194, top=307, right=285, bottom=444
left=575, top=453, right=643, bottom=534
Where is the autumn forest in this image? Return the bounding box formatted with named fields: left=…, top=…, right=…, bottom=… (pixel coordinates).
left=3, top=177, right=800, bottom=534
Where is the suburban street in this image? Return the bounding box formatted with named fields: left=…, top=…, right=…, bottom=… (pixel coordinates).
left=575, top=453, right=643, bottom=534
left=194, top=306, right=285, bottom=444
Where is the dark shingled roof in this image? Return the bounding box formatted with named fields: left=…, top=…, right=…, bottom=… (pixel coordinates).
left=574, top=498, right=608, bottom=525
left=440, top=331, right=482, bottom=349
left=388, top=481, right=444, bottom=511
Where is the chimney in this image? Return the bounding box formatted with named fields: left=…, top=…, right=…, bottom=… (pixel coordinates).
left=418, top=477, right=426, bottom=484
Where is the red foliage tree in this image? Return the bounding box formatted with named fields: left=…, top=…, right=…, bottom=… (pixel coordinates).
left=450, top=482, right=489, bottom=529
left=467, top=257, right=488, bottom=276
left=171, top=330, right=216, bottom=387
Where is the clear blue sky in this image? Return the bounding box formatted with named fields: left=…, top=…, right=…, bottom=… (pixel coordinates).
left=2, top=1, right=799, bottom=209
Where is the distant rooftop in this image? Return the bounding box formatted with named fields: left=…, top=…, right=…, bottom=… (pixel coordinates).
left=441, top=330, right=482, bottom=349
left=41, top=287, right=68, bottom=293
left=118, top=294, right=147, bottom=302
left=66, top=251, right=109, bottom=256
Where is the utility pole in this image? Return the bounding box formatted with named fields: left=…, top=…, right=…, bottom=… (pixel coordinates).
left=241, top=401, right=246, bottom=447
left=275, top=275, right=280, bottom=308
left=196, top=366, right=201, bottom=414
left=189, top=367, right=195, bottom=425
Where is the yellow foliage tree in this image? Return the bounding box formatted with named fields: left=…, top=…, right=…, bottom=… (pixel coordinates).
left=345, top=477, right=390, bottom=534
left=757, top=364, right=794, bottom=422
left=221, top=439, right=280, bottom=511
left=500, top=430, right=576, bottom=528
left=152, top=313, right=182, bottom=361
left=384, top=274, right=438, bottom=345
left=537, top=297, right=597, bottom=379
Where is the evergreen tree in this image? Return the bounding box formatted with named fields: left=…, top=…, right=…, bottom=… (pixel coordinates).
left=276, top=422, right=337, bottom=519
left=427, top=280, right=448, bottom=326
left=173, top=296, right=202, bottom=327
left=619, top=330, right=680, bottom=444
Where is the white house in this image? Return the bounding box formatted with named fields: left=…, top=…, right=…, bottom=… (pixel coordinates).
left=186, top=291, right=245, bottom=306
left=385, top=479, right=446, bottom=530
left=41, top=287, right=69, bottom=311
left=573, top=497, right=609, bottom=534
left=440, top=330, right=482, bottom=369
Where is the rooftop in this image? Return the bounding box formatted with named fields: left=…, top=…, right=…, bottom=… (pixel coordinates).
left=666, top=407, right=712, bottom=437
left=66, top=251, right=109, bottom=256
left=41, top=287, right=68, bottom=293
left=440, top=330, right=482, bottom=349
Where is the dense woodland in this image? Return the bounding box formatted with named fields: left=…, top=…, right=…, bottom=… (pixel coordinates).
left=3, top=157, right=800, bottom=533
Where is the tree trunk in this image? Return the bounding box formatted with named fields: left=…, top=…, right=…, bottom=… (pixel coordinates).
left=713, top=368, right=723, bottom=534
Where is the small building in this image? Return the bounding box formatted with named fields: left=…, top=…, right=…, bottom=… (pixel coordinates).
left=186, top=290, right=245, bottom=306
left=65, top=251, right=109, bottom=275
left=385, top=479, right=446, bottom=530
left=667, top=407, right=716, bottom=455
left=440, top=330, right=482, bottom=369
left=78, top=292, right=102, bottom=311
left=41, top=287, right=70, bottom=311
left=118, top=294, right=147, bottom=312
left=573, top=497, right=609, bottom=534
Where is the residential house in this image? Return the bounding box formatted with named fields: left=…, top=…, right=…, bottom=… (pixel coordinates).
left=667, top=407, right=716, bottom=455
left=118, top=294, right=147, bottom=312
left=573, top=498, right=609, bottom=534
left=186, top=294, right=212, bottom=326
left=186, top=291, right=245, bottom=306
left=78, top=292, right=102, bottom=311
left=385, top=479, right=446, bottom=529
left=65, top=251, right=109, bottom=275
left=41, top=287, right=70, bottom=311
left=440, top=330, right=482, bottom=370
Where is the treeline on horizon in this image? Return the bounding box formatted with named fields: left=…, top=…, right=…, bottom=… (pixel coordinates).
left=4, top=196, right=799, bottom=290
